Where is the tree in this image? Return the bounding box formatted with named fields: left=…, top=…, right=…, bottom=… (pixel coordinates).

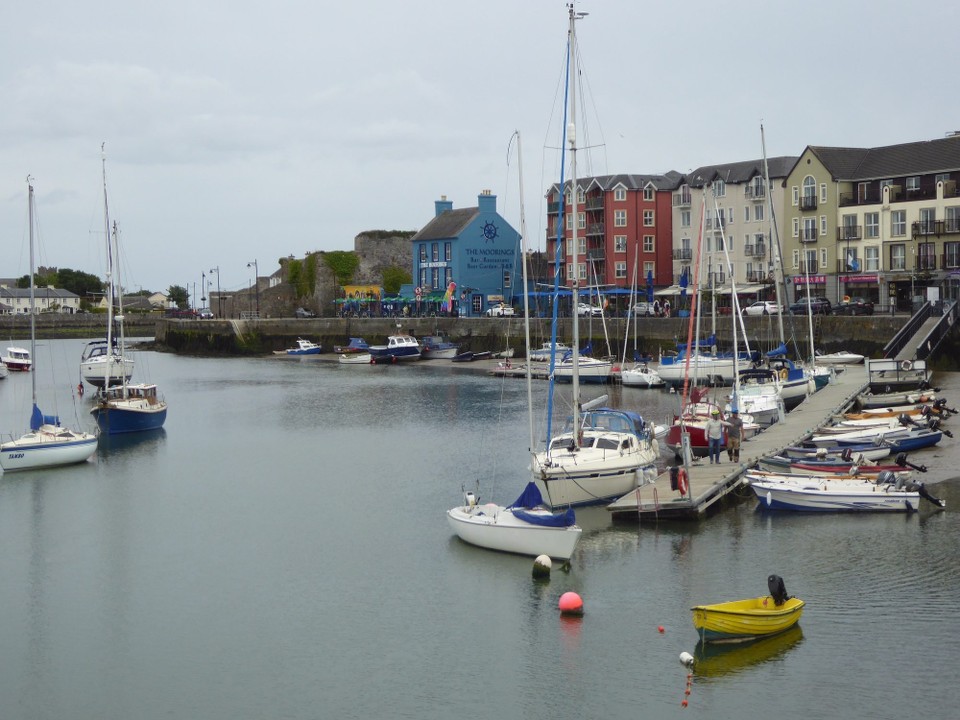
left=381, top=265, right=411, bottom=295
left=322, top=251, right=359, bottom=287
left=168, top=284, right=189, bottom=309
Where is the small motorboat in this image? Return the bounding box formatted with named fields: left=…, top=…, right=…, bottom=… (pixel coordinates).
left=334, top=337, right=369, bottom=354
left=692, top=575, right=805, bottom=644
left=620, top=362, right=665, bottom=388
left=420, top=335, right=459, bottom=360
left=815, top=350, right=864, bottom=365
left=338, top=352, right=372, bottom=365
left=285, top=338, right=321, bottom=356
left=746, top=471, right=945, bottom=512
left=368, top=335, right=421, bottom=362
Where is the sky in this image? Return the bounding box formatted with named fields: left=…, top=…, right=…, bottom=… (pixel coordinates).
left=2, top=0, right=957, bottom=298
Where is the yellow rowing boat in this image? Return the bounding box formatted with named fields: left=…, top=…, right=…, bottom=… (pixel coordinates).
left=692, top=575, right=804, bottom=644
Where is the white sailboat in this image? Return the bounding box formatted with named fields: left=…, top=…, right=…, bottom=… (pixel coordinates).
left=447, top=130, right=582, bottom=560
left=530, top=5, right=659, bottom=507
left=0, top=179, right=98, bottom=472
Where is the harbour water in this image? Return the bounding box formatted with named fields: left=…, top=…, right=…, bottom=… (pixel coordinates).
left=0, top=339, right=958, bottom=719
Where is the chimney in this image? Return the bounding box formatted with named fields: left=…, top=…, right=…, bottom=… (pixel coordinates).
left=435, top=195, right=453, bottom=217
left=478, top=189, right=496, bottom=213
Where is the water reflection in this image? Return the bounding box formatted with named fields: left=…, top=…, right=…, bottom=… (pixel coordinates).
left=97, top=428, right=167, bottom=459
left=693, top=625, right=805, bottom=680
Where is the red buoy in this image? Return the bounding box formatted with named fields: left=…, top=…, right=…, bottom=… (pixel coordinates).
left=658, top=625, right=665, bottom=633
left=558, top=591, right=584, bottom=616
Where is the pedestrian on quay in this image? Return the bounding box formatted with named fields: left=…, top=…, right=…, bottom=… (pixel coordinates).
left=725, top=407, right=744, bottom=463
left=705, top=408, right=724, bottom=464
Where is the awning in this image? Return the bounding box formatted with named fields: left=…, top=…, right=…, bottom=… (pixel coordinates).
left=654, top=285, right=683, bottom=296
left=713, top=282, right=768, bottom=295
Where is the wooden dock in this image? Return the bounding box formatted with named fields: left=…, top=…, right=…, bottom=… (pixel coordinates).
left=607, top=365, right=871, bottom=521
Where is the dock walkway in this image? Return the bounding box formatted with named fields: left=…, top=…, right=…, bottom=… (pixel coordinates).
left=607, top=365, right=870, bottom=521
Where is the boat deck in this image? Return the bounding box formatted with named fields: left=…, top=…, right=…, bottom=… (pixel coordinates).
left=607, top=365, right=871, bottom=521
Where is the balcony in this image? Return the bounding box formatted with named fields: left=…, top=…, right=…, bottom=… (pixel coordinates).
left=586, top=248, right=605, bottom=262
left=837, top=225, right=862, bottom=241
left=800, top=228, right=818, bottom=243
left=942, top=251, right=960, bottom=270
left=917, top=255, right=938, bottom=272
left=547, top=201, right=561, bottom=215
left=585, top=222, right=605, bottom=237
left=673, top=248, right=692, bottom=260
left=912, top=220, right=942, bottom=237
left=946, top=218, right=960, bottom=234
left=744, top=243, right=767, bottom=258
left=745, top=270, right=769, bottom=283
left=799, top=196, right=818, bottom=211
left=673, top=193, right=691, bottom=207
left=585, top=198, right=604, bottom=212
left=745, top=185, right=766, bottom=201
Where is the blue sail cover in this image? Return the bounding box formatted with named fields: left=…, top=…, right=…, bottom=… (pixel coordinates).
left=508, top=482, right=576, bottom=527
left=766, top=343, right=789, bottom=358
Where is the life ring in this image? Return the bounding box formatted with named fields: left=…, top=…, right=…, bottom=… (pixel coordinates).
left=900, top=360, right=913, bottom=372
left=677, top=467, right=688, bottom=496
left=779, top=368, right=789, bottom=381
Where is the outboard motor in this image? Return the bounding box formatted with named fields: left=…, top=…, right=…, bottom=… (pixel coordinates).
left=669, top=465, right=680, bottom=491
left=876, top=470, right=896, bottom=486
left=767, top=574, right=789, bottom=606
left=840, top=447, right=853, bottom=462
left=895, top=453, right=927, bottom=473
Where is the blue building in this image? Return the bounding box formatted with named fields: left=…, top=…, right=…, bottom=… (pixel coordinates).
left=410, top=191, right=520, bottom=316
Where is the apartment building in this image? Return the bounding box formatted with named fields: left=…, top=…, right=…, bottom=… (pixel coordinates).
left=782, top=134, right=960, bottom=309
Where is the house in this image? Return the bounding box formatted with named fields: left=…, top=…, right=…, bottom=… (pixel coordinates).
left=0, top=284, right=81, bottom=314
left=782, top=133, right=960, bottom=309
left=411, top=191, right=521, bottom=316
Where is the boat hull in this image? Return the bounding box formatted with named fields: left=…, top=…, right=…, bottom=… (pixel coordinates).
left=749, top=479, right=920, bottom=512
left=446, top=505, right=582, bottom=559
left=92, top=404, right=167, bottom=434
left=80, top=356, right=135, bottom=388
left=692, top=596, right=805, bottom=643
left=0, top=429, right=98, bottom=471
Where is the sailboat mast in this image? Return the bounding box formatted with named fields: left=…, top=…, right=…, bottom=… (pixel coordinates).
left=27, top=178, right=37, bottom=406
left=761, top=124, right=786, bottom=345
left=568, top=2, right=582, bottom=439
left=102, top=145, right=115, bottom=389
left=513, top=131, right=536, bottom=456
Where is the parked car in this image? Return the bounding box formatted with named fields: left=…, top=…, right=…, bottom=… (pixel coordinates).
left=834, top=297, right=875, bottom=316
left=197, top=308, right=215, bottom=319
left=788, top=297, right=832, bottom=315
left=577, top=302, right=603, bottom=317
left=295, top=307, right=317, bottom=318
left=744, top=300, right=781, bottom=317
left=631, top=301, right=654, bottom=316
left=485, top=303, right=515, bottom=317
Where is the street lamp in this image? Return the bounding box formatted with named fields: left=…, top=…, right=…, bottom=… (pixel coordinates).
left=209, top=266, right=221, bottom=318
left=247, top=260, right=259, bottom=317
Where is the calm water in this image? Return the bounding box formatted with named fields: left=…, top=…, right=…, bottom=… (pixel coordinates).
left=0, top=339, right=958, bottom=720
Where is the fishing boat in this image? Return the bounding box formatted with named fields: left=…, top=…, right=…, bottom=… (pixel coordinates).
left=0, top=179, right=98, bottom=471
left=447, top=129, right=582, bottom=559
left=420, top=335, right=459, bottom=360
left=368, top=334, right=421, bottom=362
left=692, top=575, right=805, bottom=644
left=285, top=338, right=322, bottom=355
left=89, top=150, right=168, bottom=435
left=530, top=10, right=658, bottom=508
left=2, top=345, right=31, bottom=372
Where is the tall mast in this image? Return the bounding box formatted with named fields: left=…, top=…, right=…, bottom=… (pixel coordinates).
left=102, top=144, right=115, bottom=388
left=27, top=178, right=37, bottom=406
left=513, top=131, right=536, bottom=457
left=761, top=124, right=786, bottom=345
left=568, top=2, right=584, bottom=444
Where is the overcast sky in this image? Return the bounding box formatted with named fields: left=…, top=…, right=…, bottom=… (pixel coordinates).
left=2, top=0, right=956, bottom=297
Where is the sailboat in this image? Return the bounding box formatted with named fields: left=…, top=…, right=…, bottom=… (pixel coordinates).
left=89, top=152, right=168, bottom=435
left=530, top=5, right=659, bottom=508
left=447, top=130, right=582, bottom=560
left=0, top=179, right=98, bottom=472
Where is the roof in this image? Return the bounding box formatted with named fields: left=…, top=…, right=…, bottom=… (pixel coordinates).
left=806, top=134, right=960, bottom=181
left=549, top=172, right=685, bottom=195
left=412, top=207, right=478, bottom=241
left=684, top=156, right=798, bottom=188
left=0, top=286, right=79, bottom=300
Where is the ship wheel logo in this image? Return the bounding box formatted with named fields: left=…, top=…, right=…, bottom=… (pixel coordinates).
left=482, top=221, right=499, bottom=242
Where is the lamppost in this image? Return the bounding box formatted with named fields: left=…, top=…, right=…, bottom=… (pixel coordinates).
left=209, top=266, right=221, bottom=318
left=247, top=260, right=259, bottom=317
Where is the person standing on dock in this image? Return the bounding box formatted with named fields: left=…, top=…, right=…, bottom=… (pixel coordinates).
left=725, top=407, right=744, bottom=463
left=705, top=409, right=724, bottom=464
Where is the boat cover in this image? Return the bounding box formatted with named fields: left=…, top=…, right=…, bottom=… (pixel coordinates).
left=508, top=482, right=576, bottom=527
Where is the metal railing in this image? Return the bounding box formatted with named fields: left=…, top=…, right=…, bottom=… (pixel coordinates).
left=799, top=196, right=818, bottom=211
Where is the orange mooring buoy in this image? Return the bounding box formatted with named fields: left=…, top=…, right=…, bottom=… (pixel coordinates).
left=558, top=591, right=584, bottom=616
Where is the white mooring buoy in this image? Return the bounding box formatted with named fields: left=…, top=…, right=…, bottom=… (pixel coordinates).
left=532, top=554, right=552, bottom=579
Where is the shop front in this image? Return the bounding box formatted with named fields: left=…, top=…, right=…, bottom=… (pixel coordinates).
left=788, top=274, right=827, bottom=302
left=837, top=274, right=880, bottom=304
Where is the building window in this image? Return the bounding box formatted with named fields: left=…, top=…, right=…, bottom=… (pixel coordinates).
left=919, top=207, right=937, bottom=234
left=803, top=176, right=816, bottom=200
left=890, top=244, right=906, bottom=271
left=614, top=235, right=627, bottom=253
left=644, top=261, right=655, bottom=276
left=503, top=270, right=511, bottom=288
left=444, top=242, right=451, bottom=261
left=614, top=210, right=627, bottom=227
left=432, top=243, right=439, bottom=262
left=803, top=218, right=817, bottom=241
left=728, top=207, right=734, bottom=225
left=906, top=176, right=920, bottom=192
left=614, top=187, right=626, bottom=201
left=578, top=263, right=587, bottom=281
left=681, top=210, right=691, bottom=227
left=419, top=245, right=427, bottom=261
left=744, top=206, right=750, bottom=223
left=445, top=267, right=453, bottom=286
left=792, top=186, right=799, bottom=206
left=565, top=213, right=572, bottom=230
left=420, top=270, right=428, bottom=288
left=754, top=204, right=764, bottom=222
left=891, top=210, right=906, bottom=236
left=820, top=247, right=828, bottom=268
left=865, top=245, right=879, bottom=272
left=918, top=242, right=936, bottom=270
left=643, top=210, right=654, bottom=226
left=820, top=215, right=827, bottom=236
left=936, top=173, right=950, bottom=185
left=643, top=187, right=654, bottom=201
left=713, top=180, right=726, bottom=197
left=643, top=235, right=654, bottom=253
left=944, top=242, right=960, bottom=269
left=792, top=249, right=800, bottom=268
left=844, top=247, right=859, bottom=271
left=615, top=261, right=627, bottom=279
left=792, top=218, right=799, bottom=237
left=566, top=263, right=574, bottom=280
left=820, top=183, right=827, bottom=204
left=864, top=212, right=879, bottom=238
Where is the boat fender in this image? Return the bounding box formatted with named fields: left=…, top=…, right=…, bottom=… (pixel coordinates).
left=901, top=360, right=913, bottom=371
left=77, top=382, right=84, bottom=397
